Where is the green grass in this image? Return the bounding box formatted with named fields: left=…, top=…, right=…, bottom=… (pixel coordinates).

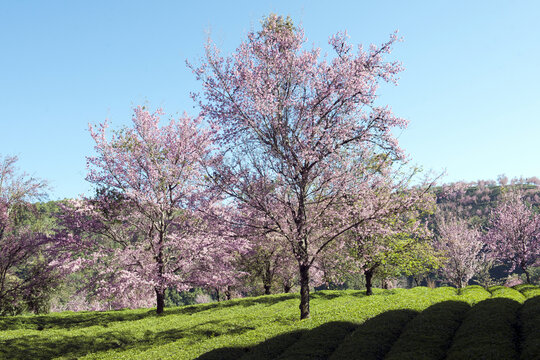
left=0, top=285, right=539, bottom=360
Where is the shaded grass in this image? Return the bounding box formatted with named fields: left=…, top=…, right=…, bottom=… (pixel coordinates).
left=329, top=309, right=418, bottom=360
left=384, top=301, right=470, bottom=360
left=519, top=296, right=540, bottom=360
left=446, top=298, right=521, bottom=360
left=276, top=321, right=357, bottom=360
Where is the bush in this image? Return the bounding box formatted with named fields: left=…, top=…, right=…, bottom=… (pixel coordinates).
left=276, top=322, right=357, bottom=360
left=489, top=286, right=526, bottom=303
left=329, top=309, right=418, bottom=360
left=446, top=298, right=520, bottom=360
left=384, top=301, right=470, bottom=360
left=519, top=296, right=540, bottom=360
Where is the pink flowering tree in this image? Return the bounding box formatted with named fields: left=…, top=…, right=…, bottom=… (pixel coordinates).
left=55, top=107, right=246, bottom=313
left=435, top=214, right=484, bottom=289
left=191, top=15, right=433, bottom=319
left=485, top=190, right=540, bottom=284
left=0, top=155, right=53, bottom=315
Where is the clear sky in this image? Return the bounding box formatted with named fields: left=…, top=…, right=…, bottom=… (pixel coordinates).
left=1, top=0, right=539, bottom=200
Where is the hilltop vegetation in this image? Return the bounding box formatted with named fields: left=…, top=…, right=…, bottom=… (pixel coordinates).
left=1, top=285, right=539, bottom=360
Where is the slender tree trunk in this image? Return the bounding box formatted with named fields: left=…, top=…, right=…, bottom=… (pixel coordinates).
left=215, top=288, right=221, bottom=302
left=456, top=281, right=463, bottom=295
left=365, top=268, right=374, bottom=296
left=299, top=263, right=310, bottom=319
left=263, top=262, right=273, bottom=295
left=283, top=283, right=291, bottom=293
left=523, top=266, right=531, bottom=284
left=155, top=228, right=165, bottom=314
left=225, top=286, right=232, bottom=300
left=155, top=288, right=165, bottom=314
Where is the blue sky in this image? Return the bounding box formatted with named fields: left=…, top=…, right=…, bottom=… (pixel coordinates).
left=1, top=1, right=539, bottom=200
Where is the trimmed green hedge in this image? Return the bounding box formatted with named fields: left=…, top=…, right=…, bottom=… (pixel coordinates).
left=329, top=309, right=418, bottom=360
left=276, top=321, right=357, bottom=360
left=519, top=296, right=540, bottom=360
left=446, top=298, right=520, bottom=360
left=489, top=286, right=526, bottom=302
left=384, top=301, right=470, bottom=360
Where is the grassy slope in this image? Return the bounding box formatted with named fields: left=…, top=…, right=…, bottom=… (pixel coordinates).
left=0, top=285, right=538, bottom=360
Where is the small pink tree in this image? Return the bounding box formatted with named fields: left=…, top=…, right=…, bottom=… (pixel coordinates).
left=485, top=190, right=540, bottom=284
left=191, top=15, right=433, bottom=319
left=56, top=107, right=245, bottom=313
left=435, top=214, right=484, bottom=289
left=0, top=155, right=52, bottom=315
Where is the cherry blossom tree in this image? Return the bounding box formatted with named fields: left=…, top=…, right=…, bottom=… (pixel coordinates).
left=55, top=107, right=246, bottom=313
left=191, top=14, right=433, bottom=319
left=485, top=190, right=540, bottom=284
left=0, top=155, right=53, bottom=315
left=435, top=214, right=484, bottom=290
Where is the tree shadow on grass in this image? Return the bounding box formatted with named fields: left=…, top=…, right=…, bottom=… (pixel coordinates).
left=0, top=319, right=256, bottom=360
left=519, top=295, right=540, bottom=360
left=196, top=309, right=421, bottom=360
left=199, top=300, right=513, bottom=360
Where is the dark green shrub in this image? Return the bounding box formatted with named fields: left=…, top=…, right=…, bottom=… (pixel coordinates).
left=519, top=296, right=540, bottom=360
left=329, top=309, right=418, bottom=360
left=276, top=322, right=357, bottom=360
left=384, top=301, right=470, bottom=360
left=446, top=298, right=520, bottom=360
left=240, top=330, right=307, bottom=360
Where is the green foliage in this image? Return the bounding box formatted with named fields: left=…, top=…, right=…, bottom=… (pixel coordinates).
left=517, top=285, right=540, bottom=299
left=0, top=286, right=539, bottom=359
left=164, top=288, right=208, bottom=307
left=488, top=285, right=526, bottom=302
left=458, top=285, right=491, bottom=304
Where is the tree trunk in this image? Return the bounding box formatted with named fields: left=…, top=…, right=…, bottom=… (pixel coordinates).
left=263, top=263, right=273, bottom=295
left=283, top=283, right=291, bottom=293
left=523, top=267, right=531, bottom=284
left=215, top=288, right=221, bottom=302
left=299, top=263, right=310, bottom=319
left=155, top=229, right=165, bottom=314
left=155, top=288, right=165, bottom=314
left=365, top=268, right=374, bottom=296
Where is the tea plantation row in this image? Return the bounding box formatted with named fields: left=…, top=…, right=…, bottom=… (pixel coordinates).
left=1, top=285, right=539, bottom=359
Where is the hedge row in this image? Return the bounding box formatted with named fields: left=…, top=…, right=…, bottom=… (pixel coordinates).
left=446, top=298, right=520, bottom=360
